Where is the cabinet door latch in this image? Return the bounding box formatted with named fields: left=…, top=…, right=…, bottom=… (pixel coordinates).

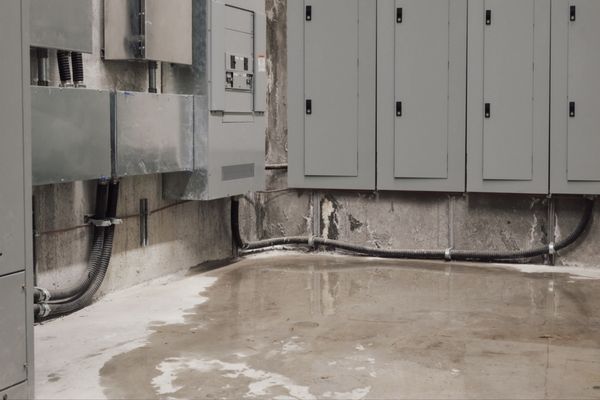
left=396, top=101, right=403, bottom=117
left=306, top=99, right=312, bottom=115
left=397, top=8, right=403, bottom=23
left=570, top=5, right=576, bottom=21
left=569, top=102, right=576, bottom=118
left=486, top=10, right=492, bottom=25
left=306, top=5, right=312, bottom=21
left=485, top=103, right=491, bottom=118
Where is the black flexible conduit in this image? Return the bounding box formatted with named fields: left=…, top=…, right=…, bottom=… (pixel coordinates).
left=231, top=197, right=595, bottom=263
left=33, top=181, right=109, bottom=305
left=56, top=50, right=72, bottom=86
left=71, top=52, right=84, bottom=86
left=35, top=181, right=120, bottom=320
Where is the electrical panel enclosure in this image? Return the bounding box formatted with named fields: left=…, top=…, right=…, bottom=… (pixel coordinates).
left=378, top=0, right=467, bottom=192
left=104, top=0, right=193, bottom=64
left=30, top=0, right=93, bottom=53
left=0, top=0, right=33, bottom=397
left=467, top=0, right=550, bottom=194
left=551, top=0, right=600, bottom=194
left=163, top=0, right=266, bottom=201
left=288, top=0, right=376, bottom=190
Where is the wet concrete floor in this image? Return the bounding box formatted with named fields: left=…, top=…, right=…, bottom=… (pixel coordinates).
left=36, top=254, right=600, bottom=399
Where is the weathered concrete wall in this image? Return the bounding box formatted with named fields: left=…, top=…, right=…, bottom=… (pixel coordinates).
left=239, top=0, right=600, bottom=268
left=32, top=0, right=232, bottom=296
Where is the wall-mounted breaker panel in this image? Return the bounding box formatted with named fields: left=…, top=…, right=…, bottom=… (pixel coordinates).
left=378, top=0, right=467, bottom=192
left=288, top=0, right=376, bottom=190
left=32, top=87, right=112, bottom=186
left=0, top=0, right=34, bottom=398
left=467, top=0, right=550, bottom=194
left=113, top=92, right=194, bottom=178
left=163, top=0, right=266, bottom=201
left=30, top=0, right=93, bottom=53
left=104, top=0, right=193, bottom=64
left=551, top=0, right=600, bottom=194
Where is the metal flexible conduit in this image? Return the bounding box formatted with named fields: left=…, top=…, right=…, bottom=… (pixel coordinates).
left=35, top=181, right=120, bottom=320
left=231, top=197, right=595, bottom=263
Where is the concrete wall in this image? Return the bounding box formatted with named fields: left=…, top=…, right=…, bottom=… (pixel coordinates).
left=239, top=0, right=600, bottom=269
left=34, top=0, right=599, bottom=300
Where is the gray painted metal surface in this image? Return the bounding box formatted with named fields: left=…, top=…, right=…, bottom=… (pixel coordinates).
left=467, top=0, right=550, bottom=194
left=0, top=0, right=27, bottom=277
left=551, top=0, right=600, bottom=194
left=114, top=92, right=194, bottom=177
left=30, top=0, right=93, bottom=53
left=0, top=273, right=27, bottom=392
left=104, top=0, right=192, bottom=65
left=0, top=1, right=32, bottom=396
left=288, top=0, right=376, bottom=190
left=378, top=0, right=467, bottom=192
left=162, top=0, right=266, bottom=201
left=32, top=87, right=112, bottom=186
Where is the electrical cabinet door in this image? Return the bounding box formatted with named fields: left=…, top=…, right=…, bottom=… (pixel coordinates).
left=467, top=0, right=550, bottom=194
left=378, top=0, right=467, bottom=192
left=288, top=0, right=376, bottom=190
left=551, top=0, right=600, bottom=194
left=0, top=273, right=27, bottom=391
left=0, top=0, right=26, bottom=277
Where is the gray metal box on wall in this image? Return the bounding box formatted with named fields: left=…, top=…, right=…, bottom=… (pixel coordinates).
left=288, top=0, right=376, bottom=190
left=104, top=0, right=192, bottom=64
left=0, top=0, right=33, bottom=397
left=30, top=0, right=93, bottom=52
left=32, top=87, right=112, bottom=186
left=467, top=0, right=550, bottom=194
left=378, top=0, right=467, bottom=192
left=551, top=0, right=600, bottom=194
left=114, top=92, right=194, bottom=177
left=162, top=0, right=266, bottom=201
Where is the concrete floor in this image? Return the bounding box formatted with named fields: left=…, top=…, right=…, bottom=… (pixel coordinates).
left=36, top=253, right=600, bottom=400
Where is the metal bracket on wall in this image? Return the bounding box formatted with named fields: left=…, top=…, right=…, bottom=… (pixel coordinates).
left=136, top=0, right=147, bottom=58
left=140, top=198, right=149, bottom=247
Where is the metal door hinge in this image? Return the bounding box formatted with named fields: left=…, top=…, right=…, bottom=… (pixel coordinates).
left=396, top=101, right=403, bottom=117
left=485, top=103, right=491, bottom=118
left=306, top=99, right=312, bottom=115
left=570, top=5, right=576, bottom=21
left=486, top=10, right=492, bottom=25
left=569, top=102, right=576, bottom=117
left=306, top=5, right=312, bottom=21
left=397, top=8, right=403, bottom=23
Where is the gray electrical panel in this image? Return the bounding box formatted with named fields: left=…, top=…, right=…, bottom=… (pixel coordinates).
left=467, top=0, right=550, bottom=194
left=104, top=0, right=193, bottom=64
left=0, top=0, right=34, bottom=398
left=378, top=0, right=467, bottom=192
left=32, top=87, right=112, bottom=186
left=30, top=0, right=93, bottom=53
left=551, top=0, right=600, bottom=194
left=288, top=0, right=376, bottom=190
left=162, top=0, right=266, bottom=200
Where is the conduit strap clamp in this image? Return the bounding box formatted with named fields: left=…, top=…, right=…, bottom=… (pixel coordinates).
left=87, top=218, right=123, bottom=227
left=445, top=248, right=453, bottom=262
left=548, top=243, right=556, bottom=256
left=308, top=235, right=315, bottom=248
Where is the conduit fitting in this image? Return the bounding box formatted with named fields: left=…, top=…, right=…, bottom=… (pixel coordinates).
left=308, top=236, right=315, bottom=249
left=34, top=287, right=51, bottom=303
left=86, top=217, right=123, bottom=227
left=35, top=303, right=51, bottom=319
left=548, top=243, right=556, bottom=256
left=445, top=248, right=453, bottom=262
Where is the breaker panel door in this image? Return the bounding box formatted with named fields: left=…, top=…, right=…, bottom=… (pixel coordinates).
left=0, top=0, right=26, bottom=277
left=288, top=0, right=376, bottom=190
left=0, top=273, right=27, bottom=391
left=378, top=0, right=466, bottom=192
left=304, top=0, right=359, bottom=177
left=551, top=0, right=600, bottom=194
left=467, top=0, right=550, bottom=193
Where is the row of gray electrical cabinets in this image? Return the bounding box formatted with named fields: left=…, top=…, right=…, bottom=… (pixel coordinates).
left=288, top=0, right=600, bottom=195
